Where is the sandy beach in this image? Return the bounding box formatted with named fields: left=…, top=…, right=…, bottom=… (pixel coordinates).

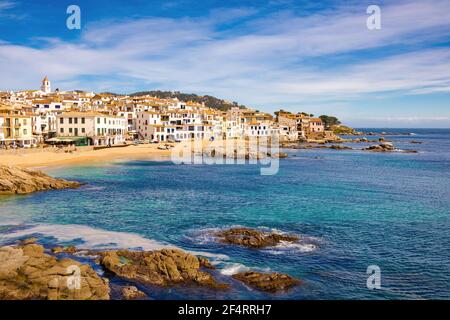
left=0, top=138, right=275, bottom=169
left=0, top=144, right=173, bottom=168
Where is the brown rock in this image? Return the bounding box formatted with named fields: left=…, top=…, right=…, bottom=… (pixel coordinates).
left=121, top=285, right=146, bottom=300
left=0, top=166, right=81, bottom=195
left=215, top=228, right=299, bottom=248
left=198, top=257, right=216, bottom=269
left=363, top=142, right=395, bottom=152
left=51, top=246, right=78, bottom=254
left=329, top=145, right=352, bottom=150
left=232, top=271, right=301, bottom=292
left=99, top=249, right=227, bottom=289
left=271, top=152, right=288, bottom=159
left=0, top=244, right=110, bottom=300
left=51, top=247, right=64, bottom=254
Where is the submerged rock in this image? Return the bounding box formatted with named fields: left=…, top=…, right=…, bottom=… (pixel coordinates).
left=363, top=142, right=395, bottom=152
left=0, top=243, right=110, bottom=300
left=271, top=152, right=288, bottom=158
left=121, top=285, right=146, bottom=300
left=232, top=271, right=301, bottom=292
left=215, top=227, right=299, bottom=248
left=0, top=165, right=81, bottom=195
left=329, top=145, right=352, bottom=150
left=363, top=142, right=417, bottom=153
left=98, top=249, right=227, bottom=289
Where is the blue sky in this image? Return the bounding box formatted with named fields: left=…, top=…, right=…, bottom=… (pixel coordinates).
left=1, top=0, right=450, bottom=127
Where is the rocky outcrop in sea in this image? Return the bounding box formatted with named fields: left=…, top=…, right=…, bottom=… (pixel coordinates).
left=214, top=227, right=299, bottom=248
left=232, top=271, right=301, bottom=292
left=0, top=165, right=81, bottom=195
left=97, top=248, right=229, bottom=289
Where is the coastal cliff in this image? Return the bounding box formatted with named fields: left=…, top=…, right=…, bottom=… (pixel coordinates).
left=0, top=165, right=81, bottom=195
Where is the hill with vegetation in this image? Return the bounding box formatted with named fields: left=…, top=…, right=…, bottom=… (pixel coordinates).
left=129, top=90, right=247, bottom=111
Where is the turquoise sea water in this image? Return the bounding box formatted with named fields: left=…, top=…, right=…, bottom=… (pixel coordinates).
left=1, top=129, right=450, bottom=299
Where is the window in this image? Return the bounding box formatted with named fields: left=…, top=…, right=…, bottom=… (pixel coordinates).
left=60, top=128, right=64, bottom=133
left=74, top=118, right=78, bottom=124
left=69, top=118, right=72, bottom=124
left=44, top=105, right=49, bottom=108
left=81, top=128, right=85, bottom=134
left=59, top=118, right=64, bottom=124
left=81, top=118, right=85, bottom=124
left=23, top=129, right=27, bottom=135
left=55, top=105, right=61, bottom=109
left=69, top=128, right=73, bottom=133
left=97, top=118, right=100, bottom=124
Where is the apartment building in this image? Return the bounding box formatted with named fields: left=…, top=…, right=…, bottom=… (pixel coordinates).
left=56, top=112, right=127, bottom=145
left=0, top=110, right=36, bottom=147
left=31, top=112, right=57, bottom=140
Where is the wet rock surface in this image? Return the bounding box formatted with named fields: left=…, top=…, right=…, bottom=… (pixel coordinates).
left=215, top=227, right=299, bottom=248
left=98, top=249, right=228, bottom=289
left=232, top=271, right=301, bottom=292
left=51, top=246, right=78, bottom=254
left=121, top=285, right=146, bottom=300
left=0, top=165, right=81, bottom=195
left=0, top=243, right=110, bottom=300
left=363, top=142, right=417, bottom=153
left=1, top=238, right=304, bottom=299
left=329, top=144, right=352, bottom=150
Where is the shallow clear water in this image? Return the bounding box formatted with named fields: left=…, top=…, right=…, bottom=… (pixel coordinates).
left=1, top=128, right=449, bottom=299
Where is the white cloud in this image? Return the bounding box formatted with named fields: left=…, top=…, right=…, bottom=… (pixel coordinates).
left=0, top=0, right=449, bottom=115
left=0, top=1, right=15, bottom=10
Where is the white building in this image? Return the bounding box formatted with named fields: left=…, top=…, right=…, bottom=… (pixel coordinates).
left=33, top=98, right=65, bottom=112
left=136, top=110, right=214, bottom=142
left=244, top=122, right=278, bottom=138
left=117, top=111, right=137, bottom=134
left=56, top=112, right=127, bottom=145
left=222, top=119, right=241, bottom=139
left=41, top=76, right=51, bottom=94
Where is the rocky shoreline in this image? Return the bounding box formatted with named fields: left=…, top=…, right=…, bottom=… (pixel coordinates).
left=194, top=148, right=289, bottom=160
left=0, top=166, right=81, bottom=195
left=0, top=242, right=110, bottom=300
left=214, top=227, right=299, bottom=248
left=0, top=228, right=303, bottom=300
left=282, top=139, right=419, bottom=153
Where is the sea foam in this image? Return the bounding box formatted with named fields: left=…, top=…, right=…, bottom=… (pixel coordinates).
left=0, top=223, right=228, bottom=260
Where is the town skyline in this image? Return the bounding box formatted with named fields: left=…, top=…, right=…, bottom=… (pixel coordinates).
left=1, top=0, right=450, bottom=128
